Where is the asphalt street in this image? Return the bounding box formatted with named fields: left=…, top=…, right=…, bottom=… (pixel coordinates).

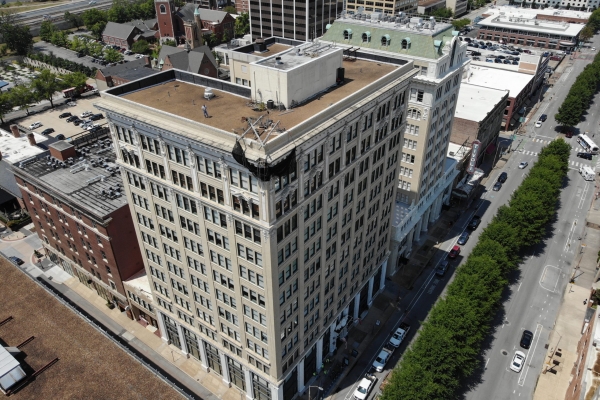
left=330, top=30, right=600, bottom=400
left=14, top=0, right=112, bottom=21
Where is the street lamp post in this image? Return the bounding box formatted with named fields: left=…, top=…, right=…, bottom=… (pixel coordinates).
left=309, top=386, right=323, bottom=400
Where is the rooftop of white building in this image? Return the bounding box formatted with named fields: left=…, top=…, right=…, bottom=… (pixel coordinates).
left=455, top=83, right=508, bottom=122
left=479, top=6, right=588, bottom=38
left=463, top=65, right=533, bottom=98
left=447, top=142, right=471, bottom=162
left=0, top=129, right=48, bottom=164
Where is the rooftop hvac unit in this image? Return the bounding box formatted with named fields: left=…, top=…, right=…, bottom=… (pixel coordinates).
left=204, top=88, right=214, bottom=100
left=410, top=17, right=423, bottom=24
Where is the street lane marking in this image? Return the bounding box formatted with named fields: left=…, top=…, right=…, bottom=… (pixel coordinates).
left=579, top=182, right=590, bottom=210
left=518, top=324, right=543, bottom=387
left=539, top=265, right=560, bottom=292
left=564, top=220, right=578, bottom=252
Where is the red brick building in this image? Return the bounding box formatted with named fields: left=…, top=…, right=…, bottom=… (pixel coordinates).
left=12, top=132, right=148, bottom=321
left=155, top=1, right=234, bottom=47
left=565, top=306, right=597, bottom=400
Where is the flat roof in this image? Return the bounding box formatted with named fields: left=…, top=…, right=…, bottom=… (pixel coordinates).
left=479, top=7, right=586, bottom=37
left=488, top=5, right=591, bottom=19
left=255, top=43, right=339, bottom=71
left=14, top=133, right=127, bottom=218
left=119, top=59, right=397, bottom=141
left=463, top=65, right=532, bottom=98
left=455, top=83, right=508, bottom=122
left=447, top=142, right=470, bottom=162
left=0, top=257, right=182, bottom=399
left=0, top=129, right=48, bottom=164
left=242, top=43, right=292, bottom=58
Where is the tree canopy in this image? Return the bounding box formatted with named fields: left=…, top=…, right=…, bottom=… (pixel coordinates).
left=451, top=18, right=471, bottom=31
left=31, top=69, right=65, bottom=108
left=235, top=12, right=249, bottom=37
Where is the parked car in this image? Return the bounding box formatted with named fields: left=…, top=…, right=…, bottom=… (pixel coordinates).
left=76, top=52, right=85, bottom=58
left=135, top=54, right=145, bottom=59
left=493, top=181, right=502, bottom=191
left=471, top=51, right=481, bottom=56
left=512, top=61, right=519, bottom=65
left=80, top=111, right=93, bottom=118
left=66, top=115, right=78, bottom=122
left=448, top=245, right=461, bottom=259
left=72, top=119, right=84, bottom=126
left=59, top=112, right=72, bottom=118
left=457, top=231, right=470, bottom=245
left=8, top=256, right=24, bottom=265
left=518, top=161, right=529, bottom=169
left=41, top=128, right=55, bottom=135
left=498, top=172, right=508, bottom=183
left=565, top=130, right=573, bottom=138
left=510, top=351, right=526, bottom=373
left=503, top=59, right=511, bottom=64
left=388, top=323, right=411, bottom=347
left=494, top=58, right=502, bottom=63
left=520, top=330, right=533, bottom=349
left=56, top=134, right=66, bottom=140
left=539, top=114, right=547, bottom=122
left=353, top=375, right=377, bottom=400
left=90, top=113, right=104, bottom=121
left=435, top=260, right=449, bottom=276
left=497, top=55, right=506, bottom=59
left=577, top=152, right=593, bottom=160
left=29, top=122, right=42, bottom=130
left=372, top=349, right=392, bottom=372
left=473, top=57, right=481, bottom=61
left=468, top=216, right=481, bottom=230
left=535, top=121, right=542, bottom=128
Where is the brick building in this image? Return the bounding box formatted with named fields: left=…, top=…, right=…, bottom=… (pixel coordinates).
left=451, top=84, right=508, bottom=165
left=565, top=306, right=597, bottom=400
left=157, top=45, right=218, bottom=77
left=12, top=131, right=147, bottom=316
left=95, top=57, right=158, bottom=90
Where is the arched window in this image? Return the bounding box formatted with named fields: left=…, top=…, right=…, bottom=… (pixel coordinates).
left=160, top=4, right=166, bottom=14
left=401, top=37, right=411, bottom=49
left=343, top=29, right=352, bottom=40
left=381, top=35, right=390, bottom=46
left=450, top=94, right=456, bottom=104
left=407, top=108, right=421, bottom=120
left=432, top=108, right=439, bottom=119
left=362, top=32, right=371, bottom=43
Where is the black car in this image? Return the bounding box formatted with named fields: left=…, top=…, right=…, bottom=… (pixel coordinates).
left=66, top=115, right=78, bottom=122
left=457, top=231, right=470, bottom=245
left=471, top=51, right=481, bottom=56
left=89, top=113, right=104, bottom=121
left=512, top=61, right=519, bottom=65
left=468, top=216, right=481, bottom=230
left=77, top=52, right=85, bottom=58
left=503, top=59, right=511, bottom=64
left=59, top=112, right=71, bottom=119
left=56, top=134, right=66, bottom=140
left=498, top=172, right=508, bottom=183
left=539, top=114, right=547, bottom=122
left=435, top=260, right=449, bottom=277
left=520, top=330, right=533, bottom=349
left=497, top=55, right=506, bottom=59
left=41, top=128, right=54, bottom=135
left=494, top=58, right=502, bottom=63
left=577, top=152, right=593, bottom=160
left=89, top=126, right=101, bottom=133
left=73, top=119, right=84, bottom=126
left=8, top=256, right=24, bottom=265
left=493, top=181, right=502, bottom=191
left=473, top=57, right=481, bottom=61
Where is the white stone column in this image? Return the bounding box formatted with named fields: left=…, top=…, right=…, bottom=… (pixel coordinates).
left=271, top=383, right=284, bottom=400
left=220, top=352, right=231, bottom=385
left=380, top=260, right=388, bottom=290
left=367, top=276, right=374, bottom=305
left=421, top=209, right=430, bottom=232
left=343, top=305, right=349, bottom=318
left=414, top=219, right=422, bottom=242
left=329, top=323, right=336, bottom=353
left=244, top=368, right=254, bottom=400
left=176, top=323, right=187, bottom=355
left=297, top=359, right=305, bottom=392
left=198, top=338, right=209, bottom=371
left=316, top=336, right=323, bottom=372
left=353, top=292, right=360, bottom=320
left=156, top=311, right=168, bottom=342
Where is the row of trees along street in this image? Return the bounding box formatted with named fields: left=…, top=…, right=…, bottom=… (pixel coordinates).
left=555, top=9, right=600, bottom=129
left=380, top=139, right=571, bottom=399
left=0, top=69, right=88, bottom=122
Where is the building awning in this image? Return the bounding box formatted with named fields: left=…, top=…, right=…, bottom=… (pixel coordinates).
left=559, top=41, right=576, bottom=46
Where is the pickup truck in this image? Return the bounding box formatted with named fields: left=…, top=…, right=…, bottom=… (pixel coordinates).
left=353, top=374, right=377, bottom=400
left=388, top=323, right=411, bottom=348
left=372, top=348, right=393, bottom=372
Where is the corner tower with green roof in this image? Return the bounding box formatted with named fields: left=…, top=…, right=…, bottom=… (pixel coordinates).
left=322, top=12, right=470, bottom=274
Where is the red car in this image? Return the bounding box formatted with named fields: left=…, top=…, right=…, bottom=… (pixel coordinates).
left=448, top=245, right=461, bottom=259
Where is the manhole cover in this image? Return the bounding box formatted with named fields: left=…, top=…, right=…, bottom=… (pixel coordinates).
left=501, top=350, right=508, bottom=356
left=503, top=320, right=510, bottom=325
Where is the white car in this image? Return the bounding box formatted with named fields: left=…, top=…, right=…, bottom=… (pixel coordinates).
left=86, top=123, right=100, bottom=131
left=80, top=111, right=93, bottom=118
left=534, top=121, right=542, bottom=128
left=592, top=47, right=596, bottom=51
left=353, top=377, right=376, bottom=400
left=518, top=161, right=528, bottom=169
left=135, top=54, right=145, bottom=59
left=510, top=351, right=526, bottom=372
left=372, top=349, right=392, bottom=372
left=29, top=122, right=41, bottom=130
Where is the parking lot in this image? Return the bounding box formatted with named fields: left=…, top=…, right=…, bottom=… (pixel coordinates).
left=20, top=94, right=107, bottom=140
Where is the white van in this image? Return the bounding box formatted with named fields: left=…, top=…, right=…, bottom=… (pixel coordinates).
left=579, top=166, right=595, bottom=181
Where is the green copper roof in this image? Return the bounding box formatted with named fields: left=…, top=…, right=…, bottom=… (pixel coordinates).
left=322, top=21, right=454, bottom=60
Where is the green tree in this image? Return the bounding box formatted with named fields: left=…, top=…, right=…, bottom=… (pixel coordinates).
left=234, top=12, right=249, bottom=37
left=222, top=30, right=230, bottom=44
left=64, top=11, right=83, bottom=30
left=90, top=21, right=107, bottom=41
left=0, top=91, right=13, bottom=123
left=9, top=83, right=35, bottom=115
left=107, top=1, right=129, bottom=23
left=0, top=44, right=8, bottom=57
left=31, top=69, right=65, bottom=108
left=431, top=7, right=453, bottom=19
left=39, top=20, right=56, bottom=42
left=81, top=8, right=107, bottom=28
left=580, top=25, right=594, bottom=43
left=451, top=18, right=471, bottom=31
left=131, top=39, right=149, bottom=54
left=163, top=39, right=176, bottom=47
left=103, top=47, right=124, bottom=63
left=0, top=12, right=33, bottom=56
left=88, top=41, right=104, bottom=58
left=224, top=5, right=237, bottom=13
left=50, top=31, right=69, bottom=48
left=555, top=95, right=583, bottom=127
left=60, top=72, right=88, bottom=92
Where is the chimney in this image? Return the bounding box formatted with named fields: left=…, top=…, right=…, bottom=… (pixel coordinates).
left=49, top=141, right=76, bottom=161
left=27, top=133, right=36, bottom=146
left=10, top=125, right=20, bottom=138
